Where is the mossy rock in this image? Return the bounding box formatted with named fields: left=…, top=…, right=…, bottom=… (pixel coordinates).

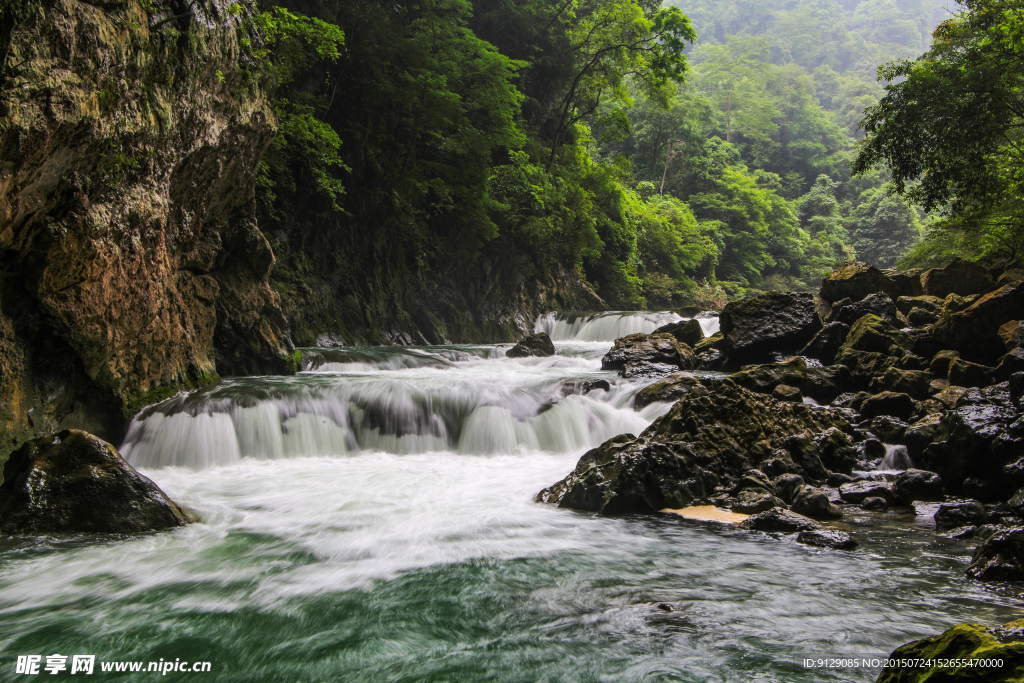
left=876, top=619, right=1024, bottom=682
left=839, top=314, right=911, bottom=357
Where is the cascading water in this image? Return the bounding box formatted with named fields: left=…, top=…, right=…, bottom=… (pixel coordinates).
left=534, top=310, right=720, bottom=342
left=879, top=444, right=914, bottom=470
left=1, top=311, right=1019, bottom=682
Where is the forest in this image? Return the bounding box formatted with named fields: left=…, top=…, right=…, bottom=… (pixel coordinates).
left=248, top=0, right=978, bottom=331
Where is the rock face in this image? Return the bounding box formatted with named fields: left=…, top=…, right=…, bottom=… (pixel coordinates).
left=967, top=528, right=1024, bottom=581
left=0, top=0, right=296, bottom=457
left=877, top=619, right=1024, bottom=682
left=934, top=281, right=1024, bottom=360
left=922, top=258, right=994, bottom=298
left=536, top=380, right=852, bottom=514
left=0, top=430, right=194, bottom=534
left=719, top=292, right=820, bottom=365
left=819, top=262, right=894, bottom=303
left=601, top=333, right=695, bottom=377
left=506, top=332, right=555, bottom=358
left=654, top=319, right=705, bottom=347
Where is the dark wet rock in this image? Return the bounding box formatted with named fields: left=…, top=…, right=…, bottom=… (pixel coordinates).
left=934, top=281, right=1024, bottom=361
left=560, top=378, right=612, bottom=398
left=922, top=258, right=994, bottom=298
left=894, top=469, right=944, bottom=505
left=760, top=457, right=800, bottom=479
left=839, top=481, right=896, bottom=505
left=838, top=314, right=911, bottom=356
left=772, top=384, right=802, bottom=402
left=820, top=262, right=895, bottom=304
left=861, top=496, right=888, bottom=511
left=933, top=384, right=969, bottom=409
left=734, top=469, right=774, bottom=494
left=697, top=349, right=725, bottom=370
left=0, top=430, right=194, bottom=534
left=896, top=295, right=944, bottom=316
left=827, top=472, right=856, bottom=486
left=934, top=500, right=987, bottom=531
left=799, top=321, right=849, bottom=364
left=967, top=529, right=1024, bottom=582
left=827, top=292, right=900, bottom=326
left=964, top=477, right=1003, bottom=503
left=883, top=268, right=925, bottom=298
left=537, top=381, right=853, bottom=514
left=860, top=438, right=887, bottom=461
left=877, top=618, right=1024, bottom=681
left=1011, top=372, right=1024, bottom=400
left=996, top=348, right=1024, bottom=381
left=906, top=307, right=939, bottom=327
left=948, top=358, right=994, bottom=388
left=602, top=333, right=696, bottom=374
left=929, top=349, right=961, bottom=378
left=506, top=332, right=556, bottom=358
left=796, top=528, right=858, bottom=549
left=833, top=350, right=898, bottom=388
left=633, top=372, right=708, bottom=409
left=997, top=269, right=1024, bottom=287
left=792, top=485, right=843, bottom=519
left=869, top=367, right=933, bottom=400
left=654, top=319, right=705, bottom=347
left=622, top=362, right=681, bottom=379
left=732, top=489, right=782, bottom=514
left=729, top=356, right=810, bottom=394
left=719, top=292, right=821, bottom=366
left=772, top=473, right=806, bottom=504
left=944, top=525, right=979, bottom=539
left=1008, top=488, right=1024, bottom=516
left=999, top=320, right=1024, bottom=352
left=738, top=508, right=820, bottom=533
left=859, top=392, right=916, bottom=421
left=693, top=331, right=725, bottom=355
left=940, top=292, right=982, bottom=318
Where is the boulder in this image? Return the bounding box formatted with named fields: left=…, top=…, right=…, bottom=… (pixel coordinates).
left=537, top=381, right=853, bottom=514
left=799, top=321, right=849, bottom=364
left=934, top=281, right=1024, bottom=361
left=729, top=356, right=809, bottom=394
left=868, top=415, right=910, bottom=443
left=877, top=619, right=1024, bottom=681
left=772, top=473, right=806, bottom=504
left=738, top=508, right=820, bottom=533
left=893, top=469, right=944, bottom=505
left=833, top=349, right=899, bottom=388
left=654, top=319, right=705, bottom=347
left=506, top=332, right=556, bottom=358
left=999, top=321, right=1024, bottom=351
left=935, top=501, right=987, bottom=531
left=0, top=430, right=195, bottom=534
left=967, top=528, right=1024, bottom=581
left=601, top=333, right=696, bottom=374
left=948, top=358, right=994, bottom=388
left=791, top=485, right=843, bottom=519
left=940, top=292, right=982, bottom=317
left=719, top=292, right=821, bottom=365
left=622, top=362, right=682, bottom=379
left=826, top=292, right=900, bottom=326
left=882, top=268, right=925, bottom=297
left=772, top=384, right=802, bottom=403
left=997, top=269, right=1024, bottom=287
left=693, top=331, right=725, bottom=355
left=796, top=528, right=858, bottom=549
left=907, top=307, right=939, bottom=327
left=696, top=349, right=725, bottom=370
left=837, top=314, right=911, bottom=356
left=996, top=348, right=1024, bottom=381
left=632, top=372, right=708, bottom=409
left=930, top=349, right=961, bottom=378
left=839, top=481, right=896, bottom=505
left=859, top=391, right=916, bottom=421
left=861, top=496, right=888, bottom=511
left=732, top=489, right=782, bottom=514
left=820, top=262, right=894, bottom=303
left=868, top=367, right=933, bottom=400
left=896, top=294, right=944, bottom=316
left=922, top=258, right=994, bottom=298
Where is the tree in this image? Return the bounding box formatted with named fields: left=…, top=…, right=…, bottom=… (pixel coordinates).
left=846, top=186, right=923, bottom=267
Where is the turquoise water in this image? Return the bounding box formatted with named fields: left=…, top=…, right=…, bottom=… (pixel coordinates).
left=1, top=327, right=1021, bottom=681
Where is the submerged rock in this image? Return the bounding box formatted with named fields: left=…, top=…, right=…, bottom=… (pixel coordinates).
left=506, top=332, right=555, bottom=358
left=537, top=381, right=852, bottom=514
left=893, top=469, right=944, bottom=505
left=0, top=430, right=194, bottom=534
left=877, top=619, right=1024, bottom=681
left=738, top=508, right=855, bottom=549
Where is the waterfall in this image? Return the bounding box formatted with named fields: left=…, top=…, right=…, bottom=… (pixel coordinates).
left=534, top=311, right=697, bottom=342
left=879, top=445, right=913, bottom=471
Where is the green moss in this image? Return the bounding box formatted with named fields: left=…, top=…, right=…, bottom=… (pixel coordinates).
left=283, top=350, right=303, bottom=374
left=122, top=372, right=219, bottom=419
left=877, top=619, right=1024, bottom=682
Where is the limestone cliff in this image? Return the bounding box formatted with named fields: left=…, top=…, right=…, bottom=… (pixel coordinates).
left=0, top=0, right=294, bottom=456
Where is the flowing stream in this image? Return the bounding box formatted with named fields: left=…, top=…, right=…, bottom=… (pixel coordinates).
left=0, top=312, right=1020, bottom=681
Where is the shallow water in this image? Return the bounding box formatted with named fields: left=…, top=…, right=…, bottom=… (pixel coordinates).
left=1, top=317, right=1021, bottom=681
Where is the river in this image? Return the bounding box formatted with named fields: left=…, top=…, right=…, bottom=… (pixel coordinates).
left=0, top=312, right=1020, bottom=681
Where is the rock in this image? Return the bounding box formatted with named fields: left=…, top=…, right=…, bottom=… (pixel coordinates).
left=633, top=372, right=708, bottom=409
left=922, top=258, right=994, bottom=298
left=719, top=292, right=821, bottom=365
left=921, top=399, right=1024, bottom=492
left=933, top=384, right=969, bottom=408
left=948, top=358, right=994, bottom=388
left=537, top=381, right=853, bottom=514
left=877, top=619, right=1024, bottom=681
left=996, top=348, right=1024, bottom=381
left=964, top=477, right=1003, bottom=503
left=729, top=356, right=810, bottom=394
left=601, top=333, right=695, bottom=373
left=997, top=269, right=1024, bottom=287
left=906, top=307, right=938, bottom=327
left=896, top=294, right=944, bottom=316
left=654, top=319, right=705, bottom=347
left=796, top=529, right=858, bottom=549
left=869, top=367, right=933, bottom=400
left=967, top=528, right=1024, bottom=581
left=792, top=485, right=843, bottom=519
left=0, top=430, right=194, bottom=534
left=934, top=281, right=1024, bottom=361
left=506, top=332, right=556, bottom=358
left=820, top=262, right=894, bottom=303
left=868, top=415, right=910, bottom=443
left=801, top=365, right=851, bottom=404
left=859, top=391, right=916, bottom=421
left=622, top=361, right=682, bottom=379
left=799, top=321, right=849, bottom=364
left=734, top=469, right=775, bottom=494
left=697, top=349, right=725, bottom=370
left=814, top=428, right=859, bottom=473
left=772, top=473, right=806, bottom=504
left=940, top=292, right=982, bottom=317
left=840, top=481, right=896, bottom=505
left=999, top=321, right=1024, bottom=351
left=738, top=508, right=820, bottom=533
left=772, top=384, right=802, bottom=402
left=929, top=349, right=961, bottom=378
left=882, top=268, right=925, bottom=297
left=833, top=349, right=899, bottom=388
left=732, top=489, right=782, bottom=514
left=934, top=500, right=987, bottom=531
left=693, top=331, right=725, bottom=355
left=861, top=496, right=888, bottom=511
left=826, top=292, right=900, bottom=326
left=837, top=314, right=911, bottom=357
left=894, top=469, right=944, bottom=505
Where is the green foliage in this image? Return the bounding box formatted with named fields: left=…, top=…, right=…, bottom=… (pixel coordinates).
left=846, top=186, right=923, bottom=268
